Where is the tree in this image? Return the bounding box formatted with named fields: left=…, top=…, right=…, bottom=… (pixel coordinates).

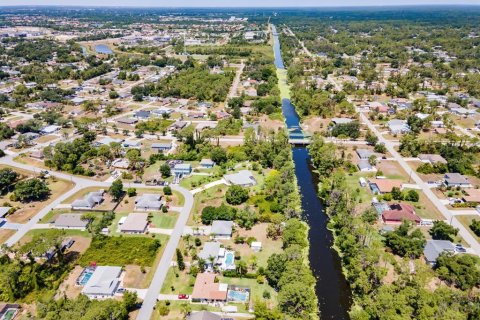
left=365, top=131, right=378, bottom=145
left=385, top=220, right=426, bottom=258
left=109, top=179, right=123, bottom=201
left=225, top=185, right=249, bottom=205
left=435, top=253, right=480, bottom=290
left=127, top=188, right=137, bottom=197
left=277, top=281, right=317, bottom=317
left=265, top=253, right=287, bottom=289
left=0, top=168, right=18, bottom=194
left=374, top=142, right=387, bottom=154
left=14, top=178, right=50, bottom=202
left=470, top=219, right=480, bottom=237
left=176, top=248, right=185, bottom=271
left=163, top=186, right=172, bottom=195
left=368, top=154, right=377, bottom=166
left=160, top=164, right=171, bottom=178
left=429, top=220, right=458, bottom=241
left=404, top=189, right=419, bottom=202
left=210, top=147, right=227, bottom=164
left=391, top=187, right=403, bottom=200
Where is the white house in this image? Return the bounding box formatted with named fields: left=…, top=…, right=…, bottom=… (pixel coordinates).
left=211, top=220, right=233, bottom=240
left=81, top=266, right=122, bottom=299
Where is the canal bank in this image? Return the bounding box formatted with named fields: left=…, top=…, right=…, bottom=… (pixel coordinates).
left=271, top=24, right=352, bottom=319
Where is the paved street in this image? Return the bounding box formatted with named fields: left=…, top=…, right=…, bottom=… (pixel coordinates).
left=360, top=112, right=480, bottom=255
left=135, top=185, right=193, bottom=320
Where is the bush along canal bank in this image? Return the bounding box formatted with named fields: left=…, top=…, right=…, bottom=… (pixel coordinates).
left=271, top=24, right=353, bottom=319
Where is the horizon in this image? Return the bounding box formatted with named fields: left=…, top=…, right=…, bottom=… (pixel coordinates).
left=1, top=1, right=480, bottom=9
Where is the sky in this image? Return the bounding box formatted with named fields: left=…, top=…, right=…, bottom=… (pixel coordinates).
left=1, top=0, right=480, bottom=8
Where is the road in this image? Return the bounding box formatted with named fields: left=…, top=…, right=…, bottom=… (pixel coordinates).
left=359, top=112, right=480, bottom=255
left=226, top=60, right=245, bottom=103
left=135, top=185, right=193, bottom=320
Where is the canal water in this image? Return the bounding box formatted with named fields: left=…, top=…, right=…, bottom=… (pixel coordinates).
left=271, top=24, right=352, bottom=319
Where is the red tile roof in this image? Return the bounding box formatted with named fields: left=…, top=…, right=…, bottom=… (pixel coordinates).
left=382, top=203, right=421, bottom=224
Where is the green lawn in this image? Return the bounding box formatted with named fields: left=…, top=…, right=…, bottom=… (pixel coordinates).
left=456, top=215, right=480, bottom=242
left=179, top=175, right=215, bottom=190
left=78, top=236, right=163, bottom=267
left=150, top=211, right=179, bottom=229
left=161, top=267, right=195, bottom=294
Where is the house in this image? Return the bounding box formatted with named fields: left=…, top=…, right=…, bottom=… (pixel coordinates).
left=198, top=242, right=224, bottom=269
left=388, top=119, right=410, bottom=134
left=331, top=118, right=353, bottom=125
left=117, top=117, right=138, bottom=125
left=71, top=97, right=85, bottom=105
left=119, top=212, right=149, bottom=233
left=96, top=137, right=123, bottom=146
left=151, top=142, right=172, bottom=152
left=418, top=154, right=447, bottom=165
left=169, top=121, right=188, bottom=131
left=461, top=188, right=480, bottom=203
left=251, top=241, right=262, bottom=252
left=444, top=173, right=472, bottom=188
left=211, top=220, right=233, bottom=239
left=40, top=125, right=61, bottom=135
left=245, top=87, right=257, bottom=97
left=187, top=311, right=222, bottom=320
left=200, top=159, right=215, bottom=169
left=122, top=140, right=141, bottom=149
left=424, top=240, right=455, bottom=266
left=134, top=110, right=151, bottom=119
left=224, top=170, right=256, bottom=187
left=196, top=122, right=218, bottom=131
left=135, top=194, right=163, bottom=211
left=358, top=160, right=377, bottom=172
left=191, top=273, right=228, bottom=303
left=368, top=178, right=403, bottom=194
left=111, top=158, right=130, bottom=169
left=54, top=214, right=90, bottom=230
left=0, top=303, right=20, bottom=320
left=81, top=266, right=122, bottom=298
left=173, top=163, right=192, bottom=177
left=71, top=190, right=105, bottom=210
left=381, top=203, right=421, bottom=225
left=30, top=149, right=44, bottom=159
left=356, top=149, right=376, bottom=160
left=0, top=207, right=11, bottom=218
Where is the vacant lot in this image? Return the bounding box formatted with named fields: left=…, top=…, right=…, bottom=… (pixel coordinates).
left=79, top=236, right=162, bottom=267
left=0, top=229, right=15, bottom=245
left=456, top=215, right=480, bottom=242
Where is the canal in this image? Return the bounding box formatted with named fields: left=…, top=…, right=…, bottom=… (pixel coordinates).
left=271, top=24, right=352, bottom=319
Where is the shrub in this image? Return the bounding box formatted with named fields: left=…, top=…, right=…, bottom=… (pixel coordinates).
left=225, top=185, right=249, bottom=205
left=163, top=186, right=172, bottom=195
left=127, top=188, right=137, bottom=197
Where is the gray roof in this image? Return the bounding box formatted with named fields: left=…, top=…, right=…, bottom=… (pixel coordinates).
left=135, top=110, right=151, bottom=118
left=54, top=214, right=89, bottom=228
left=117, top=117, right=138, bottom=124
left=187, top=311, right=222, bottom=320
left=71, top=190, right=104, bottom=209
left=224, top=170, right=256, bottom=187
left=444, top=173, right=470, bottom=185
left=356, top=149, right=375, bottom=159
left=81, top=266, right=122, bottom=296
left=135, top=194, right=162, bottom=211
left=357, top=160, right=373, bottom=170
left=198, top=242, right=221, bottom=261
left=120, top=212, right=149, bottom=232
left=0, top=206, right=11, bottom=218
left=331, top=118, right=353, bottom=125
left=200, top=159, right=215, bottom=166
left=418, top=154, right=447, bottom=164
left=174, top=163, right=192, bottom=170
left=151, top=142, right=172, bottom=149
left=211, top=220, right=233, bottom=236
left=424, top=240, right=455, bottom=263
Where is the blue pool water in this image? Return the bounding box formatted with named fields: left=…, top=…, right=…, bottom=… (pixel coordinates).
left=227, top=290, right=249, bottom=302
left=95, top=44, right=113, bottom=54
left=225, top=252, right=234, bottom=266
left=79, top=271, right=94, bottom=285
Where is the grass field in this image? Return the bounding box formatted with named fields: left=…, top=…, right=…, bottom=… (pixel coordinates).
left=151, top=211, right=179, bottom=229
left=78, top=236, right=163, bottom=267
left=456, top=215, right=480, bottom=242
left=161, top=267, right=195, bottom=294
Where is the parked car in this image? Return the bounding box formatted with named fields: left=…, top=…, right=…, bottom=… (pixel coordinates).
left=455, top=244, right=467, bottom=253
left=178, top=294, right=189, bottom=299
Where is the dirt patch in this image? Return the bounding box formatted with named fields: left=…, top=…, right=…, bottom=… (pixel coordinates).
left=56, top=265, right=84, bottom=299
left=259, top=114, right=285, bottom=132
left=123, top=265, right=151, bottom=289
left=302, top=116, right=330, bottom=135
left=0, top=229, right=15, bottom=245
left=68, top=236, right=92, bottom=254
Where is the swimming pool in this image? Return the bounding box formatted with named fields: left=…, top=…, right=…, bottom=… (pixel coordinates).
left=227, top=289, right=250, bottom=302
left=225, top=252, right=234, bottom=266
left=3, top=309, right=17, bottom=320
left=77, top=268, right=95, bottom=285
